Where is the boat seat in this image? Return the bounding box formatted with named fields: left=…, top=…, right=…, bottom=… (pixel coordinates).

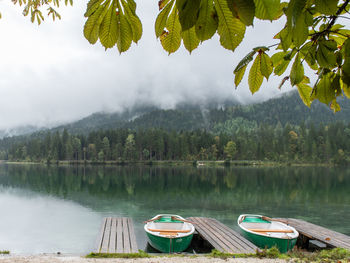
left=159, top=232, right=178, bottom=237
left=248, top=228, right=294, bottom=233
left=147, top=228, right=191, bottom=233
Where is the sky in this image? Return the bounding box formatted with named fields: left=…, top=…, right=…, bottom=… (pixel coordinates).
left=0, top=1, right=291, bottom=130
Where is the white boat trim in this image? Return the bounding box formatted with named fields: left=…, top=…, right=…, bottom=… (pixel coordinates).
left=238, top=214, right=299, bottom=240
left=144, top=214, right=195, bottom=238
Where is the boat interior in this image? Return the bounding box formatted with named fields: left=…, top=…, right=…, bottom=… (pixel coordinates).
left=146, top=216, right=194, bottom=237
left=240, top=219, right=298, bottom=239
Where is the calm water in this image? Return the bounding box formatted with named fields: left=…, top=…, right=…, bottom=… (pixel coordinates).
left=0, top=164, right=349, bottom=254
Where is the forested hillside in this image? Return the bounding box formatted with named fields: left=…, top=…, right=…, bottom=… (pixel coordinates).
left=1, top=91, right=350, bottom=164
left=1, top=122, right=349, bottom=164
left=51, top=91, right=350, bottom=135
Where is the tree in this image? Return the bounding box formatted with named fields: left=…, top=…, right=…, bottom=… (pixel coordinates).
left=224, top=140, right=237, bottom=160
left=10, top=0, right=350, bottom=111
left=124, top=133, right=136, bottom=160
left=102, top=136, right=110, bottom=160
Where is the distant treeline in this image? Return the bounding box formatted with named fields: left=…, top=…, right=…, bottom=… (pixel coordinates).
left=1, top=121, right=350, bottom=164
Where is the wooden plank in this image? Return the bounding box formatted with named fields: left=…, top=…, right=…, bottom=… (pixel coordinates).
left=188, top=217, right=258, bottom=254
left=100, top=217, right=112, bottom=253
left=109, top=218, right=117, bottom=253
left=188, top=217, right=223, bottom=251
left=284, top=218, right=350, bottom=249
left=95, top=218, right=107, bottom=253
left=122, top=217, right=131, bottom=253
left=95, top=217, right=138, bottom=254
left=208, top=218, right=257, bottom=251
left=127, top=218, right=138, bottom=253
left=116, top=218, right=123, bottom=253
left=200, top=218, right=254, bottom=253
left=283, top=218, right=350, bottom=248
left=205, top=218, right=257, bottom=253
left=197, top=217, right=244, bottom=253
left=286, top=219, right=344, bottom=245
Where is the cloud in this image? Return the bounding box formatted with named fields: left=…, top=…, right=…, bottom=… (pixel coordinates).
left=0, top=1, right=292, bottom=130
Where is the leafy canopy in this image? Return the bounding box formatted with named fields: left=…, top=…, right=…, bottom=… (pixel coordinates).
left=8, top=0, right=350, bottom=111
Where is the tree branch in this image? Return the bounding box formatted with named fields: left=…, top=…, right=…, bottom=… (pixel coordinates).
left=311, top=0, right=350, bottom=41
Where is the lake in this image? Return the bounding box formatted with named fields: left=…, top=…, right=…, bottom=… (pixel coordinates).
left=0, top=164, right=349, bottom=254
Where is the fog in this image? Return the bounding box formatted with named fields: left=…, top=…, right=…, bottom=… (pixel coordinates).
left=0, top=1, right=291, bottom=130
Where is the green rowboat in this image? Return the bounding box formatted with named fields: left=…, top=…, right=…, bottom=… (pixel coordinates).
left=144, top=214, right=195, bottom=253
left=238, top=214, right=299, bottom=253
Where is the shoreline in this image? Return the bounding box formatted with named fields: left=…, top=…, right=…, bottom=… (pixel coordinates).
left=0, top=255, right=288, bottom=263
left=0, top=159, right=335, bottom=167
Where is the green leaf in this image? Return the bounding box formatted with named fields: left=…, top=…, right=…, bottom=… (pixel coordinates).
left=290, top=54, right=304, bottom=86
left=271, top=52, right=291, bottom=76
left=182, top=26, right=200, bottom=53
left=99, top=2, right=118, bottom=49
left=300, top=41, right=318, bottom=70
left=343, top=38, right=350, bottom=57
left=271, top=51, right=287, bottom=65
left=330, top=99, right=341, bottom=113
left=342, top=59, right=350, bottom=86
left=260, top=52, right=273, bottom=80
left=160, top=7, right=182, bottom=54
left=253, top=46, right=269, bottom=52
left=343, top=83, right=350, bottom=98
left=195, top=0, right=218, bottom=41
left=116, top=10, right=133, bottom=53
left=155, top=0, right=174, bottom=38
left=85, top=0, right=105, bottom=17
left=254, top=0, right=280, bottom=20
left=159, top=0, right=171, bottom=10
left=277, top=26, right=293, bottom=51
left=273, top=2, right=288, bottom=20
left=274, top=59, right=290, bottom=76
left=332, top=74, right=342, bottom=97
left=316, top=40, right=337, bottom=68
left=297, top=82, right=312, bottom=107
left=248, top=53, right=264, bottom=94
left=313, top=72, right=336, bottom=105
left=230, top=0, right=255, bottom=26
left=127, top=0, right=137, bottom=13
left=234, top=65, right=247, bottom=87
left=84, top=2, right=109, bottom=44
left=215, top=0, right=246, bottom=51
left=176, top=0, right=201, bottom=31
left=291, top=12, right=308, bottom=47
left=121, top=0, right=142, bottom=43
left=315, top=0, right=338, bottom=15
left=286, top=0, right=306, bottom=28
left=342, top=39, right=350, bottom=86
left=234, top=50, right=256, bottom=73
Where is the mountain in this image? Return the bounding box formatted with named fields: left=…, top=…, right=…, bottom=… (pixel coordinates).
left=55, top=91, right=350, bottom=134
left=2, top=91, right=350, bottom=139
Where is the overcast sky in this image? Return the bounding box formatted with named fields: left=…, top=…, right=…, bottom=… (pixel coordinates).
left=0, top=1, right=291, bottom=130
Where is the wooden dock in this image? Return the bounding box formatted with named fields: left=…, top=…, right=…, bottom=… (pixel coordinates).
left=281, top=218, right=350, bottom=250
left=188, top=217, right=258, bottom=254
left=95, top=217, right=138, bottom=253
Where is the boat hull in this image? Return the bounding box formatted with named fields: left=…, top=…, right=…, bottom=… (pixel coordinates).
left=146, top=232, right=193, bottom=253
left=240, top=228, right=297, bottom=253
left=144, top=214, right=195, bottom=253
left=238, top=214, right=298, bottom=253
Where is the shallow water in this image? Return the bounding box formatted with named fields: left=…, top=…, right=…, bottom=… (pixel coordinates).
left=0, top=164, right=349, bottom=254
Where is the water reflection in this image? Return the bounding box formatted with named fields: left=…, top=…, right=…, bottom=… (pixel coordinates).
left=0, top=187, right=100, bottom=254
left=0, top=164, right=349, bottom=253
